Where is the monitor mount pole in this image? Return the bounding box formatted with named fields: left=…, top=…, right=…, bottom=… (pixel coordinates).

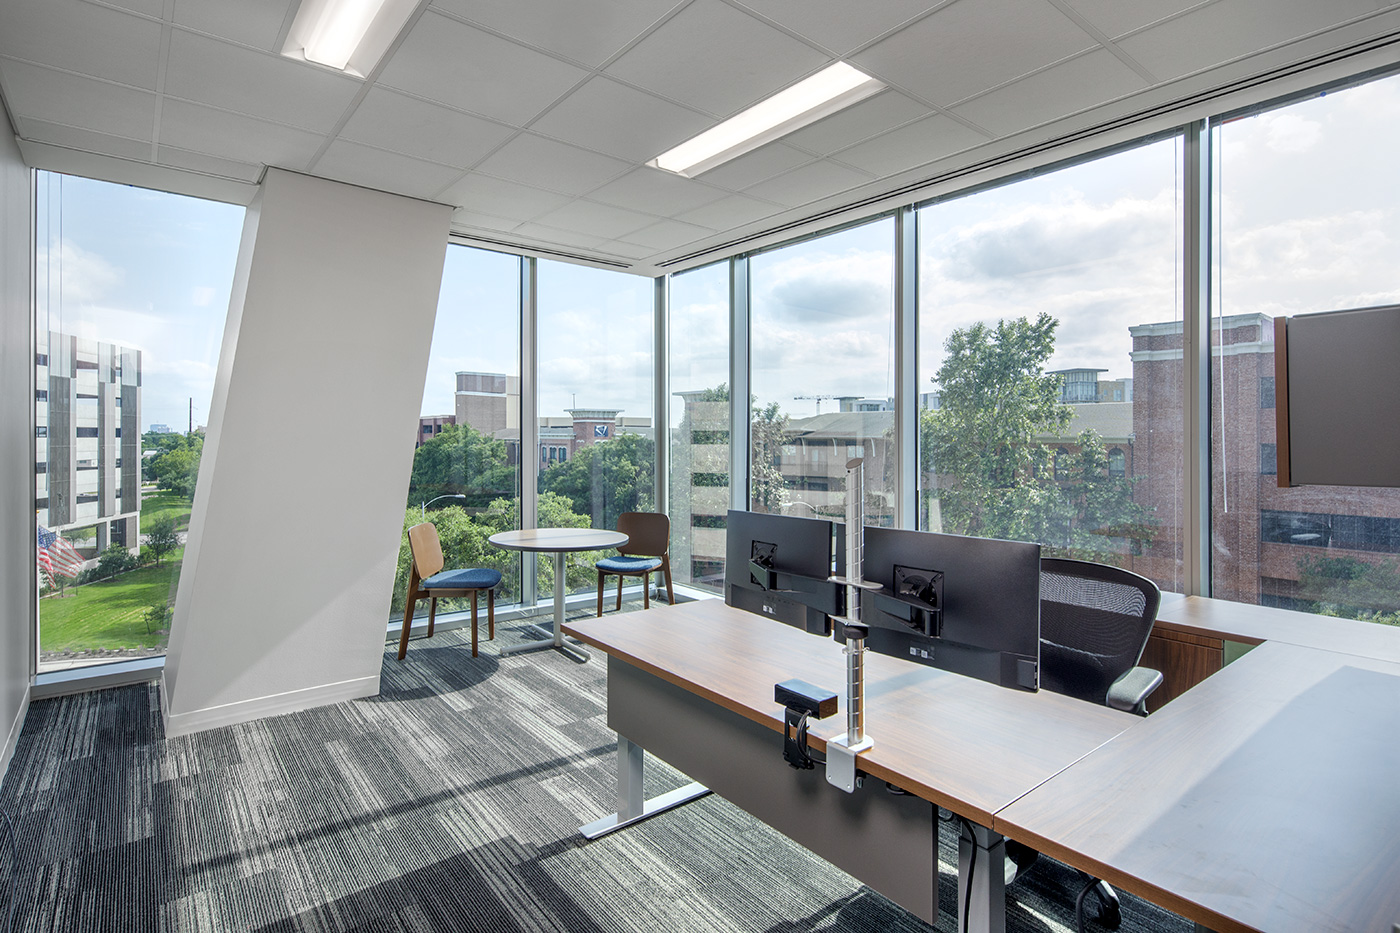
left=827, top=458, right=878, bottom=793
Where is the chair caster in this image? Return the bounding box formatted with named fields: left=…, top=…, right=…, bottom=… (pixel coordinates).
left=1076, top=877, right=1122, bottom=930
left=1004, top=840, right=1040, bottom=886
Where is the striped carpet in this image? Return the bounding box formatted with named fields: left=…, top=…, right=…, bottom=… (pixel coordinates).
left=0, top=603, right=1193, bottom=933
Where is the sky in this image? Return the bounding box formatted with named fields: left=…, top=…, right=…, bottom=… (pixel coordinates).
left=34, top=71, right=1400, bottom=436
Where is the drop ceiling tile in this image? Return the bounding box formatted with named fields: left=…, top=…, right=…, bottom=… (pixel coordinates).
left=587, top=167, right=727, bottom=214
left=834, top=115, right=986, bottom=176
left=533, top=199, right=657, bottom=239
left=173, top=0, right=294, bottom=51
left=473, top=134, right=632, bottom=196
left=340, top=89, right=515, bottom=168
left=102, top=0, right=164, bottom=15
left=592, top=239, right=655, bottom=260
left=1117, top=0, right=1379, bottom=81
left=158, top=98, right=325, bottom=167
left=1062, top=0, right=1210, bottom=39
left=692, top=142, right=812, bottom=189
left=450, top=207, right=521, bottom=234
left=529, top=77, right=714, bottom=162
left=853, top=0, right=1097, bottom=107
left=733, top=0, right=945, bottom=54
left=378, top=11, right=589, bottom=126
left=605, top=0, right=831, bottom=117
left=314, top=139, right=463, bottom=200
left=428, top=0, right=678, bottom=67
left=158, top=145, right=264, bottom=181
left=0, top=0, right=162, bottom=90
left=739, top=159, right=873, bottom=207
left=439, top=174, right=573, bottom=222
left=512, top=222, right=609, bottom=250
left=165, top=31, right=360, bottom=133
left=675, top=193, right=783, bottom=230
left=619, top=218, right=716, bottom=251
left=13, top=117, right=151, bottom=161
left=783, top=89, right=933, bottom=156
left=0, top=60, right=156, bottom=140
left=951, top=50, right=1148, bottom=136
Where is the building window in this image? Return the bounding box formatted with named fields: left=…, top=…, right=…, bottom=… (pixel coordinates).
left=36, top=426, right=47, bottom=438
left=75, top=427, right=99, bottom=438
left=35, top=389, right=47, bottom=401
left=1260, top=443, right=1277, bottom=476
left=1108, top=448, right=1126, bottom=478
left=1260, top=376, right=1275, bottom=410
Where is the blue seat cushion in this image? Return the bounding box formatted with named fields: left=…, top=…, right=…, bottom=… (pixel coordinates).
left=597, top=556, right=662, bottom=573
left=421, top=567, right=502, bottom=590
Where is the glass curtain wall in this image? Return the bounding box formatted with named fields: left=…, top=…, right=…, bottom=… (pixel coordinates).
left=34, top=172, right=243, bottom=671
left=1211, top=74, right=1400, bottom=622
left=668, top=262, right=730, bottom=592
left=392, top=245, right=523, bottom=619
left=536, top=259, right=655, bottom=599
left=749, top=220, right=896, bottom=523
left=917, top=139, right=1185, bottom=592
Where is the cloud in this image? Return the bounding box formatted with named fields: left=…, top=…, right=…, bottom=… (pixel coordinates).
left=35, top=238, right=124, bottom=311
left=1260, top=112, right=1321, bottom=154
left=191, top=286, right=217, bottom=307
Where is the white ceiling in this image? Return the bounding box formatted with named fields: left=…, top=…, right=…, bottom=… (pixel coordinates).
left=2, top=0, right=1399, bottom=275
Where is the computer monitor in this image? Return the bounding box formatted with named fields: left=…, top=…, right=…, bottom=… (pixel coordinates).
left=859, top=526, right=1041, bottom=690
left=725, top=510, right=845, bottom=636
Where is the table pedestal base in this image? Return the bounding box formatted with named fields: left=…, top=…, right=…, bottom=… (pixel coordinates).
left=498, top=550, right=591, bottom=662
left=580, top=738, right=711, bottom=839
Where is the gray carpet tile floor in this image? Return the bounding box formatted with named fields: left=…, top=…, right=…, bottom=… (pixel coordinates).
left=0, top=600, right=1194, bottom=932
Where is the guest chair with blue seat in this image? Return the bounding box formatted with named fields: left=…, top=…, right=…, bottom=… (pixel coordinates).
left=595, top=512, right=674, bottom=616
left=398, top=521, right=501, bottom=660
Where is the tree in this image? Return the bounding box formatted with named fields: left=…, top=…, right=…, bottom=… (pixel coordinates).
left=1297, top=554, right=1400, bottom=624
left=749, top=401, right=790, bottom=515
left=151, top=444, right=201, bottom=498
left=920, top=313, right=1152, bottom=560
left=540, top=432, right=655, bottom=531
left=408, top=423, right=515, bottom=508
left=93, top=543, right=137, bottom=581
left=145, top=515, right=179, bottom=567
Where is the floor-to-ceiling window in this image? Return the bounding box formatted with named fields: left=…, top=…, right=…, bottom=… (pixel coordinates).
left=749, top=219, right=896, bottom=524
left=917, top=139, right=1185, bottom=592
left=392, top=245, right=523, bottom=620
left=668, top=262, right=730, bottom=593
left=34, top=172, right=242, bottom=672
left=537, top=259, right=655, bottom=598
left=1211, top=73, right=1400, bottom=622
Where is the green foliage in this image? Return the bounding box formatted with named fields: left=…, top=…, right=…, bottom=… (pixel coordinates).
left=84, top=544, right=138, bottom=583
left=539, top=432, right=655, bottom=530
left=408, top=424, right=516, bottom=508
left=920, top=313, right=1152, bottom=561
left=151, top=445, right=201, bottom=497
left=145, top=515, right=180, bottom=567
left=1298, top=554, right=1400, bottom=624
left=140, top=489, right=193, bottom=530
left=143, top=603, right=171, bottom=634
left=749, top=401, right=790, bottom=515
left=37, top=551, right=183, bottom=653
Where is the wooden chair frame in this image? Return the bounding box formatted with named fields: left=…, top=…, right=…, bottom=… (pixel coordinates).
left=596, top=512, right=674, bottom=616
left=398, top=522, right=495, bottom=660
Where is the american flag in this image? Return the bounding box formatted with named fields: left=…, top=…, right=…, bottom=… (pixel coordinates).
left=37, top=525, right=84, bottom=581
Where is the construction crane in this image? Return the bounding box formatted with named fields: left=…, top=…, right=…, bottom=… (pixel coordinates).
left=794, top=394, right=839, bottom=414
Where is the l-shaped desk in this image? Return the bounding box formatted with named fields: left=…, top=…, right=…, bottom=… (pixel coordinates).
left=565, top=598, right=1400, bottom=933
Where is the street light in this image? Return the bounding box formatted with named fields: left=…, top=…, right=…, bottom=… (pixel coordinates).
left=420, top=494, right=467, bottom=518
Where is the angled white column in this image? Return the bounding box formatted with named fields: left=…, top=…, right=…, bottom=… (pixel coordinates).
left=162, top=169, right=450, bottom=737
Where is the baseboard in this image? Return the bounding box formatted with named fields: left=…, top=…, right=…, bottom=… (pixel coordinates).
left=160, top=673, right=380, bottom=738
left=1, top=683, right=30, bottom=780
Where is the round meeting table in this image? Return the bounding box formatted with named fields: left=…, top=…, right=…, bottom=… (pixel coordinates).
left=488, top=527, right=628, bottom=662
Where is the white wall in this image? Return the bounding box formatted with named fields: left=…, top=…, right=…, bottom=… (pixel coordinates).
left=162, top=169, right=449, bottom=736
left=0, top=101, right=33, bottom=774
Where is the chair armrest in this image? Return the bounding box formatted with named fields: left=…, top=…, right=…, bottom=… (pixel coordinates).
left=1106, top=666, right=1163, bottom=715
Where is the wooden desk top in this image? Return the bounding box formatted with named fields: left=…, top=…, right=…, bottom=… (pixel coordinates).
left=1154, top=594, right=1400, bottom=663
left=564, top=599, right=1135, bottom=826
left=996, top=640, right=1400, bottom=933
left=488, top=527, right=628, bottom=553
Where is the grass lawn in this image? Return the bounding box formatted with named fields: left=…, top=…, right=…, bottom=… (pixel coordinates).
left=140, top=488, right=193, bottom=530
left=39, top=550, right=183, bottom=653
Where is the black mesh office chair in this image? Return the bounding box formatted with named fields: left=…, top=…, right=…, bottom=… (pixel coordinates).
left=1006, top=557, right=1164, bottom=931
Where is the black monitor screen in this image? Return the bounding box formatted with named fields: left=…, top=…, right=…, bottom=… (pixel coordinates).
left=861, top=527, right=1040, bottom=690
left=725, top=510, right=844, bottom=635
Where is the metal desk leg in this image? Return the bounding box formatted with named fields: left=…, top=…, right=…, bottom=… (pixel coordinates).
left=958, top=821, right=1006, bottom=933
left=579, top=737, right=710, bottom=839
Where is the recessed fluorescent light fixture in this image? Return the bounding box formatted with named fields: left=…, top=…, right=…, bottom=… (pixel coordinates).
left=283, top=0, right=419, bottom=77
left=649, top=62, right=885, bottom=178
